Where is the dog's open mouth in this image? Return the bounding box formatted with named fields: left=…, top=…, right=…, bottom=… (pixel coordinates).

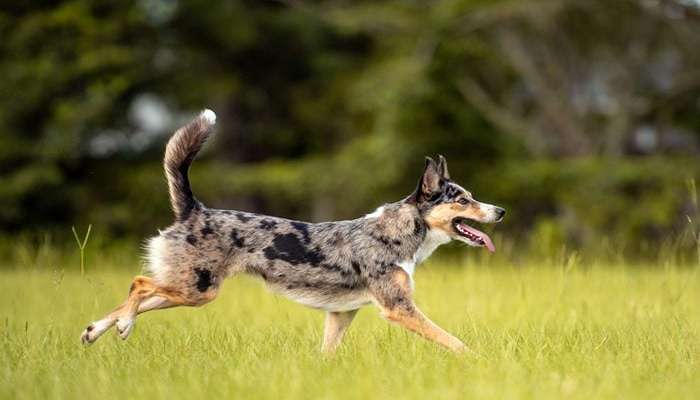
left=452, top=218, right=495, bottom=252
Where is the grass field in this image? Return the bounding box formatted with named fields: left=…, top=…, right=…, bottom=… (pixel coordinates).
left=1, top=258, right=698, bottom=400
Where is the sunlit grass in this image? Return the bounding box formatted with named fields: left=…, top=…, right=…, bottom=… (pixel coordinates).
left=1, top=258, right=698, bottom=399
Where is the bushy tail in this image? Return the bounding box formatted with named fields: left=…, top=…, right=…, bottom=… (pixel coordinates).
left=164, top=109, right=216, bottom=221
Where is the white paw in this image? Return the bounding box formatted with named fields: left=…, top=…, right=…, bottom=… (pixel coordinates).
left=200, top=109, right=216, bottom=125
left=115, top=317, right=135, bottom=340
left=80, top=326, right=94, bottom=345
left=80, top=319, right=113, bottom=345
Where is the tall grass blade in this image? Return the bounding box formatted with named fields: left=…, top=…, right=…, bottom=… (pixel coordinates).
left=71, top=224, right=92, bottom=276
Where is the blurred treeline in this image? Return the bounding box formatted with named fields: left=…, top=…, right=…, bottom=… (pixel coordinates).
left=2, top=0, right=700, bottom=261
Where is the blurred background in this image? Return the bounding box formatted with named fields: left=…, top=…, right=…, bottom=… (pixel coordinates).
left=2, top=0, right=700, bottom=264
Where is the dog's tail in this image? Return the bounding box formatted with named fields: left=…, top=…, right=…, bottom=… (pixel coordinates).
left=164, top=109, right=216, bottom=221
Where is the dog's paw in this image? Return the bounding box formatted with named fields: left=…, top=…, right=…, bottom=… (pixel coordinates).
left=115, top=317, right=135, bottom=340
left=80, top=319, right=112, bottom=345
left=80, top=324, right=95, bottom=345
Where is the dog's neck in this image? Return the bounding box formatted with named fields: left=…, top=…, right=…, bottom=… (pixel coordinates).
left=365, top=201, right=450, bottom=277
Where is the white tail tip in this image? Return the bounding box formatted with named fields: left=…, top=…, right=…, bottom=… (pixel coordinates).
left=200, top=109, right=216, bottom=125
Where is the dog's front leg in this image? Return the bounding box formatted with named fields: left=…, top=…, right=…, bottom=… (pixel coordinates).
left=380, top=302, right=467, bottom=353
left=321, top=310, right=358, bottom=353
left=370, top=267, right=468, bottom=353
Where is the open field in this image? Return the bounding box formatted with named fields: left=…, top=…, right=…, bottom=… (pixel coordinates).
left=1, top=259, right=698, bottom=400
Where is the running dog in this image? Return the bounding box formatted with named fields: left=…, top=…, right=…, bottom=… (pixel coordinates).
left=80, top=109, right=505, bottom=353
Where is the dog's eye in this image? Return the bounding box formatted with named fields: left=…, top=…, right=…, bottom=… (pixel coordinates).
left=458, top=198, right=469, bottom=205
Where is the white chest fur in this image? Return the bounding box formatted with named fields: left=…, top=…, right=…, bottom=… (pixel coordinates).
left=398, top=228, right=451, bottom=278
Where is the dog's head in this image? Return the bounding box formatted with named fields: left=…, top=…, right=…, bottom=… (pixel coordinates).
left=409, top=156, right=505, bottom=252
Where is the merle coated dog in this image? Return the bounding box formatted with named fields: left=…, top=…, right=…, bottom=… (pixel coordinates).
left=80, top=110, right=505, bottom=353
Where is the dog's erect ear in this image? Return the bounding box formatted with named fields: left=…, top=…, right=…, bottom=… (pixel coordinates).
left=407, top=157, right=443, bottom=204
left=422, top=157, right=441, bottom=194
left=437, top=155, right=450, bottom=180
left=420, top=157, right=442, bottom=199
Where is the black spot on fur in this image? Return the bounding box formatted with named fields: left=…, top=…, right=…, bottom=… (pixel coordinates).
left=230, top=229, right=245, bottom=248
left=194, top=268, right=213, bottom=292
left=413, top=218, right=424, bottom=236
left=351, top=261, right=361, bottom=275
left=201, top=226, right=214, bottom=236
left=372, top=234, right=391, bottom=246
left=393, top=239, right=402, bottom=246
left=263, top=233, right=325, bottom=266
left=236, top=213, right=253, bottom=223
left=175, top=159, right=199, bottom=221
left=380, top=236, right=391, bottom=246
left=86, top=325, right=94, bottom=332
left=186, top=234, right=198, bottom=246
left=378, top=264, right=388, bottom=275
left=290, top=222, right=311, bottom=244
left=259, top=219, right=277, bottom=230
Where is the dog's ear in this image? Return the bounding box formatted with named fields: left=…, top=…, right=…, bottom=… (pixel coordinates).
left=421, top=157, right=441, bottom=196
left=406, top=157, right=441, bottom=203
left=437, top=155, right=450, bottom=180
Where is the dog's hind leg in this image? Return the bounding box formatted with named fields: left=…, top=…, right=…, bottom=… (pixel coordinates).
left=80, top=302, right=126, bottom=345
left=321, top=310, right=358, bottom=354
left=113, top=276, right=160, bottom=339
left=114, top=275, right=220, bottom=340
left=80, top=276, right=155, bottom=344
left=80, top=275, right=219, bottom=344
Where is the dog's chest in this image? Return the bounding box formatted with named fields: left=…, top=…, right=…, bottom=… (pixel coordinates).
left=398, top=228, right=450, bottom=277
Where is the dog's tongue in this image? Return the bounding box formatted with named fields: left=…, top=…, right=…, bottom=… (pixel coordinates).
left=460, top=223, right=496, bottom=252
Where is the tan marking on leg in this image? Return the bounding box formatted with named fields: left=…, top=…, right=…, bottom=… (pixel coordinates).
left=114, top=276, right=157, bottom=339
left=371, top=268, right=468, bottom=353
left=321, top=310, right=358, bottom=354
left=115, top=275, right=220, bottom=338
left=391, top=268, right=411, bottom=291
left=381, top=304, right=467, bottom=353
left=137, top=296, right=174, bottom=314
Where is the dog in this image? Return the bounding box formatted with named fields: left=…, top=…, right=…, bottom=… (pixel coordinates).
left=80, top=109, right=505, bottom=353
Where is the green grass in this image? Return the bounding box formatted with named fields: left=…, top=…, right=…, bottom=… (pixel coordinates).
left=1, top=259, right=698, bottom=400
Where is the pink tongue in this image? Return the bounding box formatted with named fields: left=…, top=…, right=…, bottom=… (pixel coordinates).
left=460, top=224, right=496, bottom=252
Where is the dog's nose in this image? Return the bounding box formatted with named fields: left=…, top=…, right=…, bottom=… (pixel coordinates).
left=495, top=207, right=506, bottom=221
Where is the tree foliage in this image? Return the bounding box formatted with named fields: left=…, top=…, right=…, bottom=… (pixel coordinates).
left=1, top=0, right=699, bottom=256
